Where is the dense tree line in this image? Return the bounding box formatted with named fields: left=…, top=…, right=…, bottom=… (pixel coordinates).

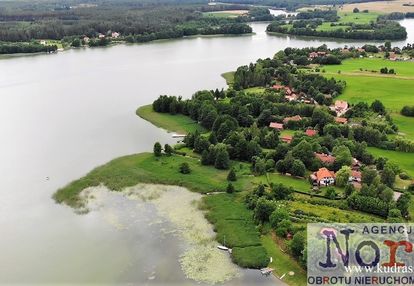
left=0, top=0, right=252, bottom=43
left=267, top=9, right=407, bottom=40
left=217, top=0, right=382, bottom=11
left=232, top=48, right=345, bottom=97
left=0, top=41, right=57, bottom=54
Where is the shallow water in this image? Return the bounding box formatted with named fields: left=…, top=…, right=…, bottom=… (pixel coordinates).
left=0, top=11, right=413, bottom=284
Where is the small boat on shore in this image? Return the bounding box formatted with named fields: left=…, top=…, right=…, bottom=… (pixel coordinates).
left=172, top=133, right=186, bottom=138
left=217, top=245, right=229, bottom=251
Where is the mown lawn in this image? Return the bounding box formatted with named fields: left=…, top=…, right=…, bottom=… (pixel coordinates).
left=136, top=104, right=205, bottom=134
left=261, top=235, right=307, bottom=286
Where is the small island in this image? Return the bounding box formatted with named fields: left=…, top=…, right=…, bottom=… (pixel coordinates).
left=55, top=43, right=414, bottom=286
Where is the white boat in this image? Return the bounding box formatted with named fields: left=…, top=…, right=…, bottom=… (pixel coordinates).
left=217, top=245, right=229, bottom=251
left=172, top=133, right=186, bottom=138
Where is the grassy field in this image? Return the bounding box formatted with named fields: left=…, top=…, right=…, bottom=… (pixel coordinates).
left=136, top=104, right=205, bottom=134
left=322, top=58, right=414, bottom=77
left=392, top=113, right=414, bottom=140
left=261, top=235, right=307, bottom=286
left=334, top=74, right=414, bottom=112
left=319, top=58, right=414, bottom=135
left=244, top=86, right=266, bottom=94
left=202, top=193, right=269, bottom=268
left=338, top=11, right=380, bottom=24
left=203, top=10, right=248, bottom=18
left=316, top=11, right=379, bottom=32
left=221, top=71, right=235, bottom=87
left=54, top=153, right=235, bottom=207
left=367, top=147, right=414, bottom=177
left=341, top=0, right=414, bottom=13
left=288, top=200, right=384, bottom=223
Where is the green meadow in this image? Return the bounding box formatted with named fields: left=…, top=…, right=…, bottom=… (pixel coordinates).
left=320, top=58, right=414, bottom=137
left=136, top=104, right=205, bottom=134
left=337, top=11, right=381, bottom=24
left=367, top=147, right=414, bottom=178
left=323, top=58, right=414, bottom=77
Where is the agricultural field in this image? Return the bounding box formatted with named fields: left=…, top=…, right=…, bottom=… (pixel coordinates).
left=341, top=0, right=414, bottom=13
left=203, top=10, right=248, bottom=18
left=320, top=58, right=414, bottom=115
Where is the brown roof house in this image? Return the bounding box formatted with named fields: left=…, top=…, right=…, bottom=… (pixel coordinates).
left=310, top=168, right=336, bottom=186
left=281, top=135, right=293, bottom=144
left=283, top=115, right=302, bottom=124
left=335, top=117, right=348, bottom=124
left=314, top=152, right=336, bottom=165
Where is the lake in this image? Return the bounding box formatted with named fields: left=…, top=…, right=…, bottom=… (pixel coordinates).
left=0, top=13, right=413, bottom=284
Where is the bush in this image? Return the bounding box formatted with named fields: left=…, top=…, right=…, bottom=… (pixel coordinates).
left=153, top=142, right=162, bottom=157
left=227, top=168, right=237, bottom=181
left=401, top=106, right=414, bottom=117
left=275, top=219, right=293, bottom=237
left=226, top=183, right=235, bottom=194
left=164, top=144, right=173, bottom=156
left=399, top=172, right=411, bottom=180
left=179, top=162, right=191, bottom=174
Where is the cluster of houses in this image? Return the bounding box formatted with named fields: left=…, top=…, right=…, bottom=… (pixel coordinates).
left=269, top=115, right=318, bottom=144
left=310, top=152, right=362, bottom=189
left=82, top=31, right=120, bottom=44
left=309, top=51, right=328, bottom=59
left=268, top=99, right=349, bottom=143
left=271, top=85, right=314, bottom=104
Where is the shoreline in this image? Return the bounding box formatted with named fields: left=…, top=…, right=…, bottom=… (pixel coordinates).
left=266, top=30, right=408, bottom=42
left=82, top=183, right=242, bottom=284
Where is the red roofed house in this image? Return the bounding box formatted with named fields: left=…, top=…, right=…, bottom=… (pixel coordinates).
left=305, top=129, right=317, bottom=137
left=335, top=100, right=348, bottom=111
left=283, top=115, right=302, bottom=124
left=335, top=117, right=348, bottom=124
left=310, top=168, right=335, bottom=186
left=389, top=52, right=396, bottom=61
left=269, top=122, right=284, bottom=130
left=352, top=158, right=362, bottom=170
left=314, top=152, right=336, bottom=165
left=111, top=31, right=120, bottom=38
left=332, top=100, right=349, bottom=116
left=281, top=135, right=293, bottom=144
left=272, top=84, right=284, bottom=90
left=309, top=52, right=318, bottom=59
left=350, top=170, right=362, bottom=182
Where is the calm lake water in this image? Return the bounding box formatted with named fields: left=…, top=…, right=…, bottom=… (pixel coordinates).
left=0, top=12, right=413, bottom=284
